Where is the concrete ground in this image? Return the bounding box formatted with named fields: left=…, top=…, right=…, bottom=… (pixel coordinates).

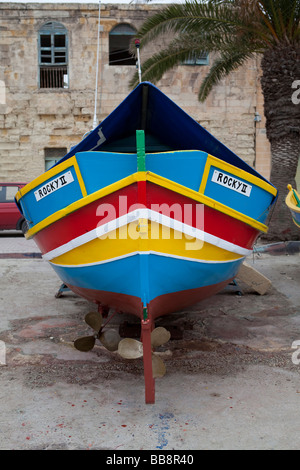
left=0, top=231, right=300, bottom=450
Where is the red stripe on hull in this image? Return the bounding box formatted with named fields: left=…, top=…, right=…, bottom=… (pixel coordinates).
left=67, top=283, right=144, bottom=317
left=34, top=184, right=139, bottom=254
left=34, top=180, right=259, bottom=255
left=66, top=278, right=233, bottom=320
left=148, top=277, right=233, bottom=320
left=146, top=183, right=258, bottom=250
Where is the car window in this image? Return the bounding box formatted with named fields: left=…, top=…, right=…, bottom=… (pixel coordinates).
left=0, top=185, right=19, bottom=203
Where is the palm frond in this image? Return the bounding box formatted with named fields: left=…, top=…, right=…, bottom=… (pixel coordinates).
left=136, top=1, right=270, bottom=49
left=131, top=17, right=265, bottom=89
left=255, top=0, right=300, bottom=42
left=198, top=47, right=255, bottom=101
left=130, top=39, right=209, bottom=88
left=131, top=0, right=300, bottom=100
left=286, top=0, right=300, bottom=38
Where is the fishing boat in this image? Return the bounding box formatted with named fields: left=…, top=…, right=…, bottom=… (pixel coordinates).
left=15, top=82, right=277, bottom=402
left=286, top=184, right=300, bottom=229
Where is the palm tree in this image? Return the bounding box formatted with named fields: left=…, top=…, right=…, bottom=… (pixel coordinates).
left=130, top=0, right=300, bottom=240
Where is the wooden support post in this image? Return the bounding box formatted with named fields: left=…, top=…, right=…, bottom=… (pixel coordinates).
left=97, top=303, right=109, bottom=318
left=141, top=319, right=155, bottom=404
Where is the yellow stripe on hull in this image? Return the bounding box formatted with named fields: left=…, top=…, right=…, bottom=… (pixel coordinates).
left=293, top=219, right=300, bottom=228
left=50, top=221, right=243, bottom=267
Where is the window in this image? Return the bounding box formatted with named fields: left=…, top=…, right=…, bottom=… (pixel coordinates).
left=182, top=52, right=209, bottom=66
left=109, top=24, right=136, bottom=66
left=0, top=185, right=18, bottom=203
left=38, top=22, right=68, bottom=89
left=44, top=148, right=67, bottom=171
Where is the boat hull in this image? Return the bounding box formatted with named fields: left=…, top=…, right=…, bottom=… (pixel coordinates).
left=64, top=277, right=233, bottom=320
left=50, top=251, right=243, bottom=319
left=15, top=82, right=278, bottom=403
left=17, top=170, right=265, bottom=321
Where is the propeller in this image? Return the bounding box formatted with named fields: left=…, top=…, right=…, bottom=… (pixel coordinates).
left=74, top=311, right=121, bottom=352
left=117, top=326, right=171, bottom=378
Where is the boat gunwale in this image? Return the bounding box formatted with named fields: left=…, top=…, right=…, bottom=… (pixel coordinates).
left=286, top=187, right=300, bottom=214
left=16, top=149, right=277, bottom=202
left=19, top=171, right=270, bottom=241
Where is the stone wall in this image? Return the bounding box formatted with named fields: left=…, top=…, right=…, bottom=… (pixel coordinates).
left=0, top=2, right=271, bottom=182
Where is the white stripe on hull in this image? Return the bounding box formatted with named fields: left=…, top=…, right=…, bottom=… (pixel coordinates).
left=43, top=208, right=252, bottom=261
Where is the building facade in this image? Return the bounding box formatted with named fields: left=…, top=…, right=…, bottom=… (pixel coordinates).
left=0, top=2, right=271, bottom=183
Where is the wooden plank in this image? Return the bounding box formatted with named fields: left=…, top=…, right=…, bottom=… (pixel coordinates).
left=236, top=261, right=271, bottom=295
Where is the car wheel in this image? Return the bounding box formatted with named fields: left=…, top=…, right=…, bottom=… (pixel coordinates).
left=21, top=219, right=28, bottom=235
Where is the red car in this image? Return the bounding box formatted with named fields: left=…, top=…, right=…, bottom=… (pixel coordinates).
left=0, top=183, right=28, bottom=234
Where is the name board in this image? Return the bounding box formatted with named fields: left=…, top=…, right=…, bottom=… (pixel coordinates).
left=34, top=171, right=74, bottom=202
left=211, top=169, right=252, bottom=197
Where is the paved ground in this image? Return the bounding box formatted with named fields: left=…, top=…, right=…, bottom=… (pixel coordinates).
left=0, top=231, right=300, bottom=450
